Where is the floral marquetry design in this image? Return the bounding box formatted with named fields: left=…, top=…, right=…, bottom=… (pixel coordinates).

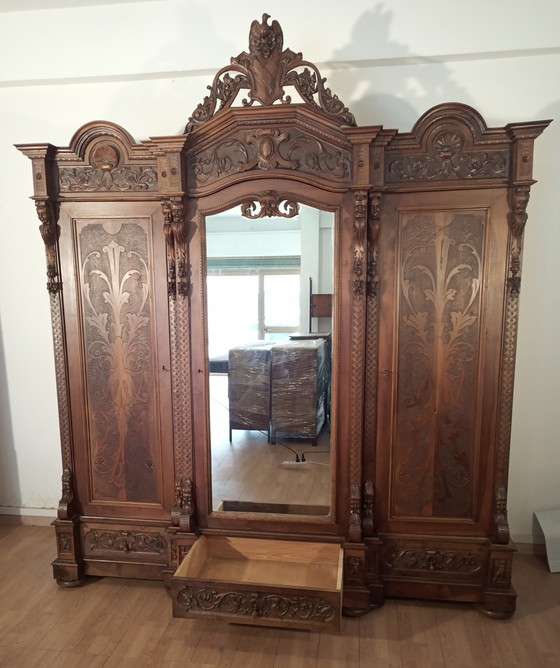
left=78, top=219, right=160, bottom=504
left=393, top=211, right=485, bottom=518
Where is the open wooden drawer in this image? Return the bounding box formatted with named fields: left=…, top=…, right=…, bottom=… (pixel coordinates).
left=171, top=535, right=343, bottom=631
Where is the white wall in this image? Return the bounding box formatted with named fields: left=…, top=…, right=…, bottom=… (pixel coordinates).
left=1, top=0, right=558, bottom=543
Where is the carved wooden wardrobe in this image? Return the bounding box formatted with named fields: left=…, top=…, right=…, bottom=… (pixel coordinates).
left=17, top=15, right=549, bottom=629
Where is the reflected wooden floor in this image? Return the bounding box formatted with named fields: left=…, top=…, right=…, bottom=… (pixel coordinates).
left=210, top=374, right=331, bottom=512
left=1, top=524, right=560, bottom=667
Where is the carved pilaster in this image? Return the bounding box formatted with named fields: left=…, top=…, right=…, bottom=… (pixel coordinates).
left=364, top=194, right=381, bottom=493
left=165, top=197, right=194, bottom=531
left=493, top=185, right=532, bottom=544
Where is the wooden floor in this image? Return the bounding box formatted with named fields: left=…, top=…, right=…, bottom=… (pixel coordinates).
left=1, top=524, right=559, bottom=667
left=210, top=374, right=331, bottom=511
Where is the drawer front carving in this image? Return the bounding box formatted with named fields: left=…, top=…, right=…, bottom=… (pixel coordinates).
left=381, top=539, right=485, bottom=581
left=175, top=585, right=337, bottom=627
left=82, top=525, right=168, bottom=563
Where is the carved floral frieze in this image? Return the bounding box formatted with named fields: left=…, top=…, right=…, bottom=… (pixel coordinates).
left=84, top=529, right=167, bottom=554
left=386, top=131, right=509, bottom=182
left=176, top=587, right=336, bottom=624
left=59, top=165, right=158, bottom=192
left=384, top=546, right=482, bottom=573
left=188, top=129, right=350, bottom=188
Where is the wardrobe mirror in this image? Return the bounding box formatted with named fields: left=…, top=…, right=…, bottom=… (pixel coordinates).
left=204, top=202, right=335, bottom=516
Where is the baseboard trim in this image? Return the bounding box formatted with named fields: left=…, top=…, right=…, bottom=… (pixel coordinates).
left=0, top=509, right=56, bottom=526
left=514, top=541, right=546, bottom=556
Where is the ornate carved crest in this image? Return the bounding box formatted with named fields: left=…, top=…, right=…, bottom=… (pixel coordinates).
left=185, top=14, right=356, bottom=132
left=240, top=191, right=299, bottom=219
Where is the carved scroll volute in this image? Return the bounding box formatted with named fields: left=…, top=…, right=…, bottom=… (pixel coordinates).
left=57, top=467, right=75, bottom=520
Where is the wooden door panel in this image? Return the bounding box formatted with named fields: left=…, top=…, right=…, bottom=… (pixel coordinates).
left=376, top=191, right=508, bottom=534
left=60, top=203, right=174, bottom=518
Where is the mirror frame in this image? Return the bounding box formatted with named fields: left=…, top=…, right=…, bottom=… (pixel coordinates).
left=189, top=183, right=349, bottom=536
left=174, top=13, right=383, bottom=540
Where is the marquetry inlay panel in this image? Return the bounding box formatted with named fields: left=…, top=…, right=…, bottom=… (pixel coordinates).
left=76, top=218, right=161, bottom=504
left=392, top=209, right=486, bottom=519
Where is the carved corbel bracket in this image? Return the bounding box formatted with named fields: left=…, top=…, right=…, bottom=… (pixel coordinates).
left=493, top=485, right=510, bottom=544
left=162, top=197, right=189, bottom=297
left=352, top=190, right=368, bottom=296
left=35, top=199, right=62, bottom=293
left=171, top=477, right=195, bottom=533
left=366, top=193, right=381, bottom=299
left=507, top=185, right=531, bottom=295
left=57, top=467, right=76, bottom=521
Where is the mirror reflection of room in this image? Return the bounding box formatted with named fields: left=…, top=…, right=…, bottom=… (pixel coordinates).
left=205, top=204, right=334, bottom=515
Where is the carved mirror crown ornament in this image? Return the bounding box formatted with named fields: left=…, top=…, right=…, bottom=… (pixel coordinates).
left=15, top=13, right=550, bottom=627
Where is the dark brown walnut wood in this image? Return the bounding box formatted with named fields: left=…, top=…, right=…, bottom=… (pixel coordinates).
left=16, top=15, right=550, bottom=625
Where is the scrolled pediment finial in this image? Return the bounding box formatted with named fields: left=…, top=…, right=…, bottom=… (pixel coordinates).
left=185, top=15, right=356, bottom=132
